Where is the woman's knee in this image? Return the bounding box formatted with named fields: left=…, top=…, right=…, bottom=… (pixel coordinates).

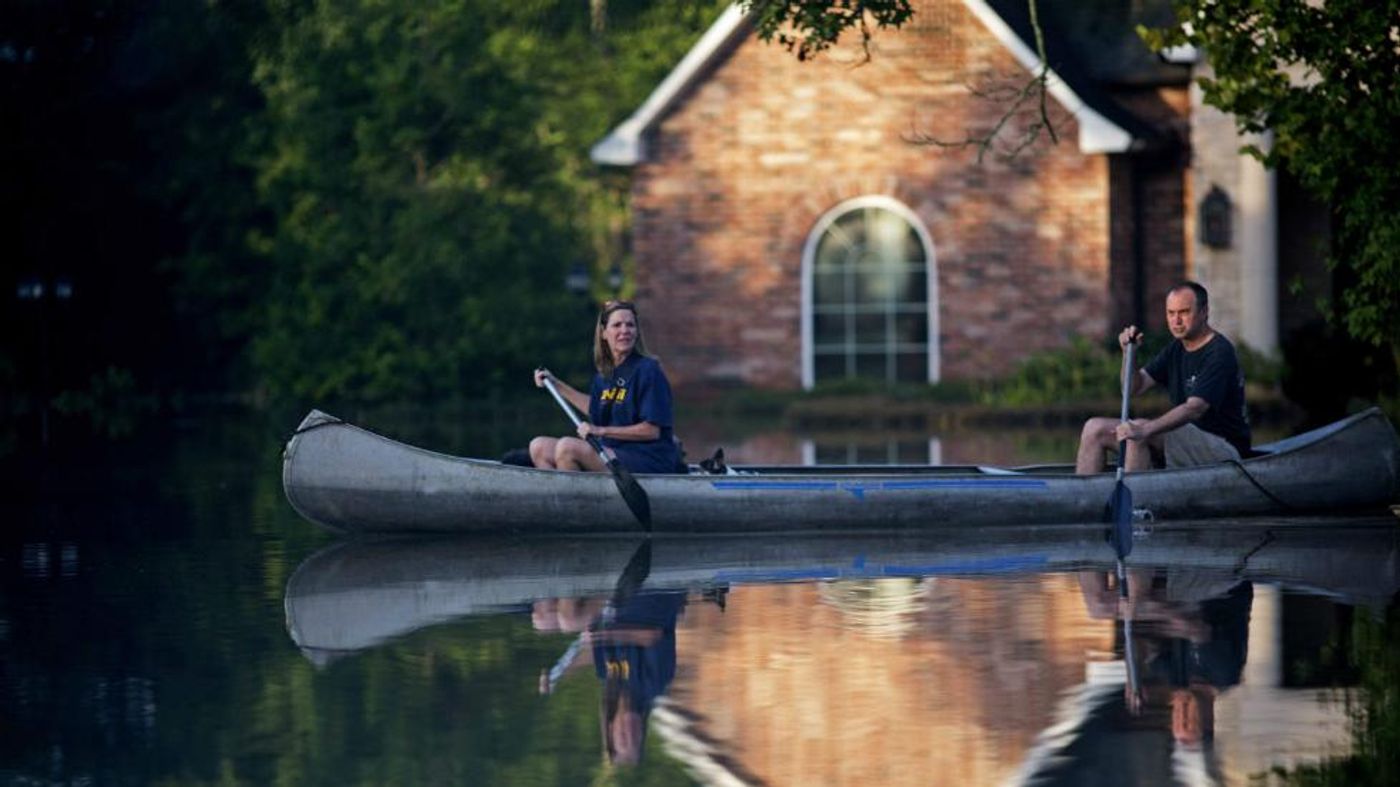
left=554, top=437, right=584, bottom=466
left=529, top=436, right=557, bottom=465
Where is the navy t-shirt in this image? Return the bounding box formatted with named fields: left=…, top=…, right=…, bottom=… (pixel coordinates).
left=1143, top=334, right=1252, bottom=454
left=592, top=592, right=686, bottom=712
left=589, top=354, right=681, bottom=473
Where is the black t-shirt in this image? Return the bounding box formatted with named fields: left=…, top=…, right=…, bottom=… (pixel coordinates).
left=1148, top=581, right=1253, bottom=689
left=1143, top=333, right=1251, bottom=454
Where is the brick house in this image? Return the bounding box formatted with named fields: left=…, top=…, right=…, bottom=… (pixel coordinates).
left=594, top=0, right=1315, bottom=390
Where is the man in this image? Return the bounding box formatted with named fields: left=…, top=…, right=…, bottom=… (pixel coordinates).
left=1076, top=281, right=1251, bottom=474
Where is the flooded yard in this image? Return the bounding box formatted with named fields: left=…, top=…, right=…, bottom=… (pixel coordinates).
left=2, top=410, right=1393, bottom=786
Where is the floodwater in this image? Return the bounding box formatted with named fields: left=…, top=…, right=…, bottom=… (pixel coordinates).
left=3, top=409, right=1396, bottom=786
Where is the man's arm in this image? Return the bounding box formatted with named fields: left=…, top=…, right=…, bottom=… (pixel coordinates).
left=1130, top=368, right=1156, bottom=397
left=1123, top=396, right=1210, bottom=441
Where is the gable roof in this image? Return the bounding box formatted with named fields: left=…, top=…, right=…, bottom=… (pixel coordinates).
left=592, top=0, right=1174, bottom=166
left=590, top=4, right=750, bottom=166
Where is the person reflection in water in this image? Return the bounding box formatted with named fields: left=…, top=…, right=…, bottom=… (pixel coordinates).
left=533, top=591, right=687, bottom=765
left=1079, top=568, right=1252, bottom=748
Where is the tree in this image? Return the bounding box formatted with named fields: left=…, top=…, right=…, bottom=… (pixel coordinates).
left=236, top=0, right=723, bottom=404
left=742, top=0, right=915, bottom=60
left=1142, top=0, right=1400, bottom=377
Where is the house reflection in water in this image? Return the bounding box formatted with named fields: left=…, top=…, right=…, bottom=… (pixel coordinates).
left=657, top=574, right=1112, bottom=785
left=651, top=575, right=1352, bottom=786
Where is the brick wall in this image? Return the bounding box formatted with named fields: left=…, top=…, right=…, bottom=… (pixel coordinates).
left=630, top=0, right=1182, bottom=388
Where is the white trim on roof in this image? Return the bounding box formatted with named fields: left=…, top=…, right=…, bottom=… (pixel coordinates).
left=960, top=0, right=1134, bottom=153
left=591, top=0, right=1138, bottom=165
left=590, top=4, right=749, bottom=165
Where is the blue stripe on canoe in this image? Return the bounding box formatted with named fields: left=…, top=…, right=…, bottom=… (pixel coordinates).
left=879, top=479, right=1048, bottom=490
left=712, top=554, right=1050, bottom=583
left=710, top=478, right=1049, bottom=499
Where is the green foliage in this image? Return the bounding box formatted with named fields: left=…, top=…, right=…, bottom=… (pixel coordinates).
left=799, top=336, right=1144, bottom=407
left=1236, top=340, right=1285, bottom=390
left=1265, top=603, right=1400, bottom=787
left=164, top=0, right=724, bottom=407
left=50, top=366, right=160, bottom=439
left=1281, top=320, right=1398, bottom=427
left=1142, top=0, right=1400, bottom=372
left=981, top=336, right=1124, bottom=406
left=741, top=0, right=914, bottom=60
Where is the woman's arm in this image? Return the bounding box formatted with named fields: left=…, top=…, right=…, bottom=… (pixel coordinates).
left=535, top=368, right=590, bottom=413
left=584, top=421, right=661, bottom=442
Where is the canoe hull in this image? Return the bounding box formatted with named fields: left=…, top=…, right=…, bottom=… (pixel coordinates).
left=282, top=409, right=1400, bottom=534
left=284, top=522, right=1400, bottom=654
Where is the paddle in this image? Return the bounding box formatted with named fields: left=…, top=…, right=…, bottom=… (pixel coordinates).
left=1107, top=337, right=1138, bottom=562
left=544, top=540, right=653, bottom=693
left=541, top=374, right=652, bottom=531
left=1120, top=569, right=1143, bottom=715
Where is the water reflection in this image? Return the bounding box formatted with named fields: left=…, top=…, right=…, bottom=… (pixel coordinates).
left=1051, top=568, right=1255, bottom=785
left=533, top=542, right=685, bottom=766
left=283, top=522, right=1398, bottom=785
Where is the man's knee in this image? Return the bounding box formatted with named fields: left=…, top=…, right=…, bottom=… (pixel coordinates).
left=1081, top=417, right=1115, bottom=444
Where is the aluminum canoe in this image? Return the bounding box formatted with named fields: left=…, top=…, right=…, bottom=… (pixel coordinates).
left=281, top=407, right=1400, bottom=535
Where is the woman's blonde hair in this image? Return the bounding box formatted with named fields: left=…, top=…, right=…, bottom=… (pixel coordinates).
left=594, top=300, right=649, bottom=378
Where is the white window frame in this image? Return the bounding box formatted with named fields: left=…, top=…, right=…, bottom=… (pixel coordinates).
left=800, top=195, right=940, bottom=389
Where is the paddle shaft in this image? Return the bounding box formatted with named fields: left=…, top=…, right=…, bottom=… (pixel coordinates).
left=541, top=376, right=597, bottom=446
left=544, top=541, right=652, bottom=693
left=541, top=374, right=626, bottom=468
left=1116, top=340, right=1137, bottom=482
left=1108, top=337, right=1139, bottom=562
left=540, top=374, right=652, bottom=529
left=1117, top=562, right=1142, bottom=706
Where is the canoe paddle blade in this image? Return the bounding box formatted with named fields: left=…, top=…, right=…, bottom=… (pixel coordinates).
left=1107, top=479, right=1133, bottom=560
left=605, top=454, right=652, bottom=531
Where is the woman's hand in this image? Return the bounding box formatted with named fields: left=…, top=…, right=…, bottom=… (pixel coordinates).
left=534, top=368, right=552, bottom=388
left=578, top=423, right=603, bottom=440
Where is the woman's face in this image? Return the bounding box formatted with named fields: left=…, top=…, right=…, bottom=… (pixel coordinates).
left=603, top=308, right=638, bottom=359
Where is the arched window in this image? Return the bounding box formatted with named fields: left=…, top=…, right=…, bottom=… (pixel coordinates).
left=801, top=197, right=938, bottom=388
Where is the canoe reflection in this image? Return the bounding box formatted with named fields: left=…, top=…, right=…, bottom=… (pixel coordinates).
left=283, top=522, right=1398, bottom=783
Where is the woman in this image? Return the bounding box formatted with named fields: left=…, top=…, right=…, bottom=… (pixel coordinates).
left=530, top=300, right=681, bottom=473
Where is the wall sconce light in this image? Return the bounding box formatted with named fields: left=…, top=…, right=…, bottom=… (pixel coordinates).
left=1200, top=185, right=1232, bottom=249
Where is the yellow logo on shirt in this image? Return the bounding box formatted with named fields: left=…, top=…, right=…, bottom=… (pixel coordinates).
left=600, top=387, right=628, bottom=403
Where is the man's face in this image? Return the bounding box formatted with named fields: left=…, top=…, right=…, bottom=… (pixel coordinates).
left=1165, top=288, right=1207, bottom=342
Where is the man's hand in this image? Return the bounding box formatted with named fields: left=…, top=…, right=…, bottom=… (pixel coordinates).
left=1115, top=420, right=1149, bottom=443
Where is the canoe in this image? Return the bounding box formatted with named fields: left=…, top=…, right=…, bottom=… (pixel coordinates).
left=284, top=522, right=1400, bottom=656
left=281, top=407, right=1400, bottom=534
